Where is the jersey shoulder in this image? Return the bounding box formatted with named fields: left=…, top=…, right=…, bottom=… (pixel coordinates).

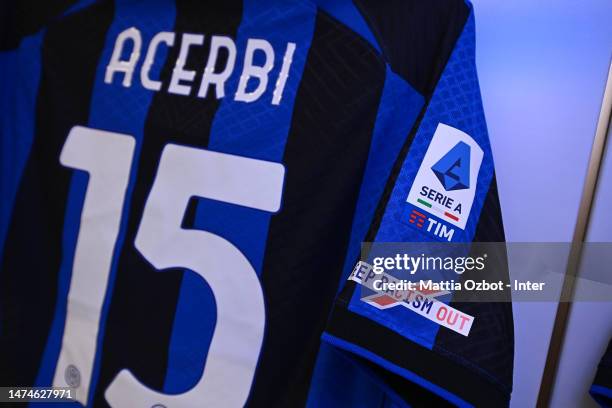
left=353, top=0, right=470, bottom=95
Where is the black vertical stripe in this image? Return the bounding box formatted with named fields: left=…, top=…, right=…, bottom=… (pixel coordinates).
left=92, top=2, right=243, bottom=405
left=353, top=0, right=469, bottom=95
left=248, top=11, right=386, bottom=407
left=0, top=0, right=78, bottom=50
left=436, top=177, right=514, bottom=393
left=0, top=1, right=114, bottom=385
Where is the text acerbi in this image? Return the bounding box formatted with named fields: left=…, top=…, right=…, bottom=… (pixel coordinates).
left=104, top=28, right=296, bottom=105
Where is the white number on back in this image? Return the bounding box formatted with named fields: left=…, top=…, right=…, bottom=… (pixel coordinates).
left=53, top=126, right=285, bottom=407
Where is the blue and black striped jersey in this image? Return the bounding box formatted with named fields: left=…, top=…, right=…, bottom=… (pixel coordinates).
left=1, top=0, right=513, bottom=407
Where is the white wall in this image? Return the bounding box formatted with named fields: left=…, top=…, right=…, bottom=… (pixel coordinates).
left=470, top=0, right=612, bottom=406
left=550, top=137, right=612, bottom=408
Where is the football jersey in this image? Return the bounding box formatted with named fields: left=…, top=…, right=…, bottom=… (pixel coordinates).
left=0, top=0, right=514, bottom=407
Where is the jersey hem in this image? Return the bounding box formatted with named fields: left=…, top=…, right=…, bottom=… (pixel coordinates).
left=322, top=333, right=472, bottom=408
left=323, top=302, right=510, bottom=407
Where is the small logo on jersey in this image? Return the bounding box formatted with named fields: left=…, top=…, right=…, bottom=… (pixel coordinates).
left=64, top=365, right=81, bottom=388
left=349, top=262, right=473, bottom=336
left=408, top=210, right=426, bottom=228
left=431, top=141, right=471, bottom=191
left=406, top=123, right=484, bottom=236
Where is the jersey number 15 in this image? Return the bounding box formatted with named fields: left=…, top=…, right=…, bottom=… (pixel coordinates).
left=53, top=126, right=284, bottom=407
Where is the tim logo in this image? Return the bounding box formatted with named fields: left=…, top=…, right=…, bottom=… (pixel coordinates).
left=431, top=141, right=470, bottom=191
left=406, top=123, right=484, bottom=236
left=408, top=209, right=426, bottom=228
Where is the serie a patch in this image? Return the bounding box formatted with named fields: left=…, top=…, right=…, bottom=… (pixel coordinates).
left=405, top=123, right=483, bottom=241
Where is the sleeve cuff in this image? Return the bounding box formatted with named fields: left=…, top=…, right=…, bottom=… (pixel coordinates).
left=323, top=294, right=510, bottom=407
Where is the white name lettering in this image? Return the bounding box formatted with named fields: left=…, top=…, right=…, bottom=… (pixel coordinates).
left=105, top=27, right=296, bottom=106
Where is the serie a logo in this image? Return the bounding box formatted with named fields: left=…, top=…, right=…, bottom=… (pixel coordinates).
left=406, top=123, right=484, bottom=241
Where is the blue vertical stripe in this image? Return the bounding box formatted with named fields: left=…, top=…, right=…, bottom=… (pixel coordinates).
left=163, top=0, right=317, bottom=393
left=34, top=2, right=176, bottom=406
left=338, top=67, right=424, bottom=287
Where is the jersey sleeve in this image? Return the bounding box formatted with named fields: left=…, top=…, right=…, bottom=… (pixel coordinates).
left=322, top=4, right=514, bottom=407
